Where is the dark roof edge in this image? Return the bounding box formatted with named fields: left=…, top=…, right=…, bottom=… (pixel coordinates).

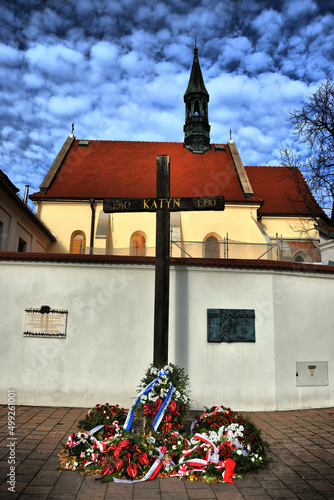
left=228, top=142, right=254, bottom=198
left=260, top=211, right=327, bottom=218
left=1, top=188, right=56, bottom=242
left=0, top=252, right=333, bottom=274
left=29, top=196, right=263, bottom=204
left=0, top=170, right=20, bottom=194
left=39, top=135, right=75, bottom=193
left=315, top=224, right=334, bottom=238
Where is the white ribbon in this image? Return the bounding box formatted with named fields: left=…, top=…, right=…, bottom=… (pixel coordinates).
left=123, top=369, right=173, bottom=432
left=87, top=424, right=105, bottom=436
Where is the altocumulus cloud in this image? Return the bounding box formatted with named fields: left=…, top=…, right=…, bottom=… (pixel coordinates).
left=0, top=0, right=333, bottom=204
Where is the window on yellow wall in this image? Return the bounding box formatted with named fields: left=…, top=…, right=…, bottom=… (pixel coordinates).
left=204, top=235, right=220, bottom=259
left=131, top=232, right=146, bottom=256
left=71, top=231, right=86, bottom=254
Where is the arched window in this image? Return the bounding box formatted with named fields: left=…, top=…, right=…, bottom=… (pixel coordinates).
left=194, top=100, right=200, bottom=116
left=294, top=254, right=304, bottom=262
left=130, top=231, right=146, bottom=256
left=204, top=234, right=220, bottom=259
left=293, top=248, right=312, bottom=263
left=71, top=231, right=86, bottom=254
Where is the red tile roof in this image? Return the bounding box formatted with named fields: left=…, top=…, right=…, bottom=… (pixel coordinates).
left=32, top=140, right=245, bottom=200
left=245, top=166, right=324, bottom=216
left=31, top=139, right=326, bottom=218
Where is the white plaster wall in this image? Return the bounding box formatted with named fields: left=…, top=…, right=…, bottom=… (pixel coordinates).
left=0, top=260, right=333, bottom=411
left=169, top=267, right=277, bottom=411
left=0, top=261, right=155, bottom=408
left=272, top=272, right=334, bottom=410
left=319, top=240, right=334, bottom=265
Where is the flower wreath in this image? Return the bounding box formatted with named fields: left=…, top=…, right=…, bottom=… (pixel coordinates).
left=59, top=365, right=269, bottom=483
left=125, top=362, right=190, bottom=434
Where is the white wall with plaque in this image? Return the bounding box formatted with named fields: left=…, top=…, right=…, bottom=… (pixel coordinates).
left=23, top=306, right=68, bottom=338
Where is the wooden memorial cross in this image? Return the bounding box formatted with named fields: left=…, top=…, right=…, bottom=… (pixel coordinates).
left=103, top=155, right=225, bottom=365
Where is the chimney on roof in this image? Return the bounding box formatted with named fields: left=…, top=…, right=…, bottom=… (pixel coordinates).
left=24, top=185, right=29, bottom=204
left=183, top=44, right=211, bottom=154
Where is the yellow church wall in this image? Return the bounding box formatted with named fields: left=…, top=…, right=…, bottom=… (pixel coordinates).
left=178, top=203, right=269, bottom=259
left=35, top=201, right=158, bottom=255
left=35, top=199, right=319, bottom=261
left=108, top=211, right=156, bottom=255
left=260, top=216, right=319, bottom=242
left=180, top=204, right=263, bottom=241
left=36, top=201, right=94, bottom=253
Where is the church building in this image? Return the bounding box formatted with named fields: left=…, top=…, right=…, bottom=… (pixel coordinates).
left=1, top=48, right=334, bottom=412
left=30, top=46, right=328, bottom=263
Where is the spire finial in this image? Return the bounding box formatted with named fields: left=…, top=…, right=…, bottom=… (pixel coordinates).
left=184, top=43, right=210, bottom=153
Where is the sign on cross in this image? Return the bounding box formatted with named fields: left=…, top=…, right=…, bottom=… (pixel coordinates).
left=103, top=155, right=225, bottom=365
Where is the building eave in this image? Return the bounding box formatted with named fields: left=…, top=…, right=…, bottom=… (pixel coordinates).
left=0, top=252, right=333, bottom=274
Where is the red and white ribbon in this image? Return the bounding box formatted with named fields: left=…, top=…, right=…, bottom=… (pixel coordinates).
left=173, top=432, right=236, bottom=483
left=113, top=446, right=167, bottom=483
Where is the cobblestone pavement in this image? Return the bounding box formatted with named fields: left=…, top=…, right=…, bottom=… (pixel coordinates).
left=1, top=405, right=334, bottom=499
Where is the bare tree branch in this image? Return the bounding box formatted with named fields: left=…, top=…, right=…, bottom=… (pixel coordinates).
left=281, top=78, right=334, bottom=224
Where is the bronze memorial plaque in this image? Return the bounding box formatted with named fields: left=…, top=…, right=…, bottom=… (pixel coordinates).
left=207, top=309, right=255, bottom=343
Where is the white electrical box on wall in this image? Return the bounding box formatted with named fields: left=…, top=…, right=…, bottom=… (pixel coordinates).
left=296, top=361, right=329, bottom=387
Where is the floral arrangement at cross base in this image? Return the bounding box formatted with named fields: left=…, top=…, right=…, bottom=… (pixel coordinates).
left=59, top=364, right=269, bottom=483
left=169, top=405, right=268, bottom=481
left=132, top=363, right=190, bottom=434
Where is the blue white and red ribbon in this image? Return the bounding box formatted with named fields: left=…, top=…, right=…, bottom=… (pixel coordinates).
left=152, top=382, right=174, bottom=431
left=123, top=369, right=173, bottom=432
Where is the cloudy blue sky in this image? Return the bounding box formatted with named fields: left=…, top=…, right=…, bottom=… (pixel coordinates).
left=1, top=0, right=334, bottom=204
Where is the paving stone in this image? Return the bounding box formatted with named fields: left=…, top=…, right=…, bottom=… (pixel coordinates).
left=105, top=493, right=134, bottom=500
left=160, top=494, right=189, bottom=500
left=17, top=496, right=50, bottom=500
left=213, top=489, right=244, bottom=500
left=75, top=479, right=107, bottom=500
left=47, top=471, right=84, bottom=498
left=29, top=469, right=61, bottom=486
left=22, top=484, right=53, bottom=495
left=237, top=486, right=272, bottom=498
left=133, top=487, right=162, bottom=498
left=186, top=492, right=216, bottom=499
left=1, top=404, right=334, bottom=499
left=107, top=481, right=134, bottom=494
left=263, top=488, right=299, bottom=498
left=307, top=480, right=334, bottom=492
left=159, top=477, right=187, bottom=492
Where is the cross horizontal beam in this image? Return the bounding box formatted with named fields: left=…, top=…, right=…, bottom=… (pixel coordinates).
left=103, top=196, right=224, bottom=213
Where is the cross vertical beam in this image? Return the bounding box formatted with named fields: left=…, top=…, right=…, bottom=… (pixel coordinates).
left=153, top=155, right=170, bottom=365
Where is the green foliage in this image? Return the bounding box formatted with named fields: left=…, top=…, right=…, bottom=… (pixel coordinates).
left=135, top=363, right=190, bottom=433
left=78, top=403, right=127, bottom=431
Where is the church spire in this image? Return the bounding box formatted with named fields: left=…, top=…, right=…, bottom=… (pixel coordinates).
left=183, top=45, right=210, bottom=153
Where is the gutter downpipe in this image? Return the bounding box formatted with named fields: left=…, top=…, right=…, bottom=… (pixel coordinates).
left=90, top=199, right=95, bottom=255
